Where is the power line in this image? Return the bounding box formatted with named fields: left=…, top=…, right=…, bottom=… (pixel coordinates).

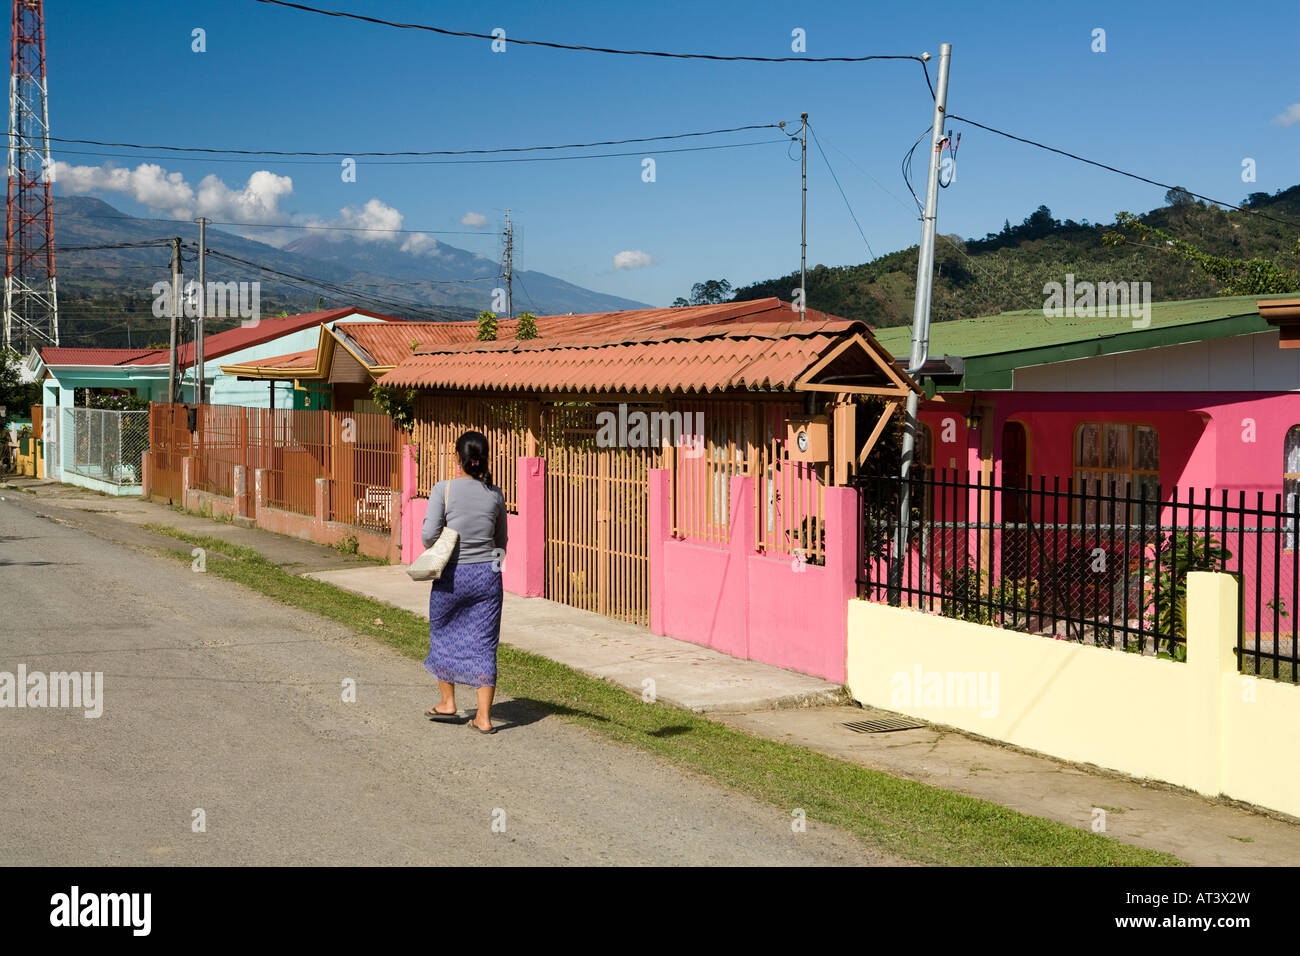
left=53, top=137, right=786, bottom=167
left=807, top=125, right=874, bottom=260
left=198, top=246, right=466, bottom=320
left=71, top=211, right=497, bottom=238
left=254, top=0, right=927, bottom=64
left=901, top=126, right=930, bottom=213
left=51, top=123, right=785, bottom=157
left=52, top=239, right=176, bottom=252
left=948, top=113, right=1300, bottom=229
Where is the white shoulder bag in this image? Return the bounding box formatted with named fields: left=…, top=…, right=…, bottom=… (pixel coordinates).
left=406, top=480, right=460, bottom=582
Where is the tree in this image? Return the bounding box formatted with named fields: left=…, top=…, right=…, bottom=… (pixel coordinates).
left=672, top=278, right=733, bottom=307
left=514, top=311, right=539, bottom=340
left=476, top=310, right=498, bottom=341
left=1104, top=211, right=1298, bottom=295
left=1165, top=186, right=1195, bottom=207
left=0, top=349, right=40, bottom=434
left=369, top=383, right=417, bottom=432
left=1023, top=205, right=1057, bottom=238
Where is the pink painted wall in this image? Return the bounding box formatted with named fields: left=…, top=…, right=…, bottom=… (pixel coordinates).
left=649, top=470, right=855, bottom=682
left=909, top=390, right=1300, bottom=638
left=915, top=391, right=1300, bottom=501
left=925, top=390, right=1300, bottom=496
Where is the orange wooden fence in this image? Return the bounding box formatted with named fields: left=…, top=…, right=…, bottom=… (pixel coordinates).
left=148, top=404, right=402, bottom=530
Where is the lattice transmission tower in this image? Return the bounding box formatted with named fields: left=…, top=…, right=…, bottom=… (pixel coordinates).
left=4, top=0, right=58, bottom=352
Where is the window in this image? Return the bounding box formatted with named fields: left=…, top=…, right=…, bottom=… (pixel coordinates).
left=914, top=423, right=934, bottom=477
left=1284, top=427, right=1300, bottom=548
left=1074, top=422, right=1159, bottom=525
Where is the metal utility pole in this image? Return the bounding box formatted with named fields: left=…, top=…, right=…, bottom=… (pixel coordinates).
left=800, top=112, right=807, bottom=323
left=168, top=236, right=181, bottom=402
left=4, top=0, right=58, bottom=352
left=502, top=209, right=513, bottom=320
left=194, top=217, right=207, bottom=404
left=891, top=43, right=951, bottom=600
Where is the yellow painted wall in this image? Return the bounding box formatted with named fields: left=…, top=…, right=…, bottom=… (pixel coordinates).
left=847, top=572, right=1300, bottom=818
left=1220, top=670, right=1300, bottom=817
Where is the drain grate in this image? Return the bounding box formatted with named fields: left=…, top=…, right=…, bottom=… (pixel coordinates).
left=841, top=716, right=926, bottom=734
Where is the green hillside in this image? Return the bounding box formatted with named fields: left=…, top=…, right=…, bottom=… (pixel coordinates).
left=732, top=186, right=1300, bottom=327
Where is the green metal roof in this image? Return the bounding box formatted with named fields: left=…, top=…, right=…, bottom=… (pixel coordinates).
left=872, top=293, right=1300, bottom=390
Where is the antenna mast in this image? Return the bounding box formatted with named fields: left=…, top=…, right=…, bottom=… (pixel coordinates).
left=4, top=0, right=58, bottom=352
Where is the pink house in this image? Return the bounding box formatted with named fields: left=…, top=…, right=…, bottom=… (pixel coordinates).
left=871, top=295, right=1300, bottom=507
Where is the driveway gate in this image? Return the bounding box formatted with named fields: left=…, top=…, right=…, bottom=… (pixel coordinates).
left=544, top=404, right=657, bottom=626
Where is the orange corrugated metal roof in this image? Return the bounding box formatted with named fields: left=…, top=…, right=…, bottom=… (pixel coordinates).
left=377, top=316, right=911, bottom=396
left=333, top=299, right=808, bottom=368
left=331, top=321, right=468, bottom=368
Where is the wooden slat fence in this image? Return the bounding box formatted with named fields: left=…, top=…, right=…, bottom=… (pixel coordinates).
left=756, top=399, right=826, bottom=564
left=544, top=403, right=657, bottom=626
left=411, top=394, right=527, bottom=511
left=147, top=403, right=402, bottom=531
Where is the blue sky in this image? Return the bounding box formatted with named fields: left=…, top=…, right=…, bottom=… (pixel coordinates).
left=47, top=0, right=1300, bottom=309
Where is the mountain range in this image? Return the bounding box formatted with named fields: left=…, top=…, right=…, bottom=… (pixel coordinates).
left=51, top=196, right=649, bottom=348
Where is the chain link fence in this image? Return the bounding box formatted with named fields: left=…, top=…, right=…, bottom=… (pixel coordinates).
left=63, top=408, right=149, bottom=487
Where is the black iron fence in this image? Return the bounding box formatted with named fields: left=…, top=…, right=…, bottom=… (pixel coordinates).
left=855, top=470, right=1299, bottom=683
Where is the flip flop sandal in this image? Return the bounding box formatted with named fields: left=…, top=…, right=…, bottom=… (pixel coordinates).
left=426, top=707, right=463, bottom=722
left=466, top=718, right=496, bottom=735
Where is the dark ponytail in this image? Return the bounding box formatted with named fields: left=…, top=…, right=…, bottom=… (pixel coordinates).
left=455, top=430, right=493, bottom=487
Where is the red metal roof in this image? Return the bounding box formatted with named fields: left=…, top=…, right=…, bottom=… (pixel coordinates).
left=376, top=317, right=907, bottom=395
left=40, top=347, right=168, bottom=367
left=172, top=307, right=402, bottom=364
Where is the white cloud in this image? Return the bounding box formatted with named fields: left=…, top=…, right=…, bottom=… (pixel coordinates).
left=1272, top=103, right=1300, bottom=127
left=54, top=161, right=445, bottom=254
left=57, top=162, right=196, bottom=219
left=613, top=249, right=655, bottom=271
left=461, top=211, right=488, bottom=227
left=195, top=169, right=293, bottom=223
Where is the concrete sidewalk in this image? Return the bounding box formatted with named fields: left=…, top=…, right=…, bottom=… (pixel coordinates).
left=10, top=475, right=1300, bottom=866
left=307, top=564, right=846, bottom=713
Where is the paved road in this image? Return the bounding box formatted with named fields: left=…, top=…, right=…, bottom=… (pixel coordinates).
left=0, top=492, right=888, bottom=865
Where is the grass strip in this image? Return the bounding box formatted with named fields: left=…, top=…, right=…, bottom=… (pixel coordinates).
left=143, top=521, right=1183, bottom=867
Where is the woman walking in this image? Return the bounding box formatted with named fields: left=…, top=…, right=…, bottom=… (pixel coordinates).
left=423, top=430, right=508, bottom=734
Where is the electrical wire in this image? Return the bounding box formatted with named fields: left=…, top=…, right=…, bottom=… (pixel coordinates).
left=949, top=113, right=1300, bottom=229
left=52, top=239, right=176, bottom=252
left=253, top=0, right=928, bottom=64
left=197, top=246, right=469, bottom=320
left=51, top=123, right=785, bottom=157
left=514, top=272, right=538, bottom=313
left=807, top=124, right=874, bottom=260
left=53, top=138, right=787, bottom=167
left=71, top=211, right=497, bottom=238
left=901, top=126, right=930, bottom=213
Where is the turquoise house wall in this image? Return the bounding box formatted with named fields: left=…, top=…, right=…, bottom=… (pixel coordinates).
left=41, top=312, right=387, bottom=487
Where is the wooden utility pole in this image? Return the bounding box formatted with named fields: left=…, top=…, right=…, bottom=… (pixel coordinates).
left=168, top=237, right=181, bottom=403
left=502, top=210, right=513, bottom=320
left=800, top=112, right=807, bottom=322
left=195, top=217, right=207, bottom=404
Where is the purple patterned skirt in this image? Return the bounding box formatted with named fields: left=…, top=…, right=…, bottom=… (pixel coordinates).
left=424, top=561, right=504, bottom=688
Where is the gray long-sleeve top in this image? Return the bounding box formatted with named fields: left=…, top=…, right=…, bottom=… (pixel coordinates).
left=421, top=477, right=508, bottom=564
